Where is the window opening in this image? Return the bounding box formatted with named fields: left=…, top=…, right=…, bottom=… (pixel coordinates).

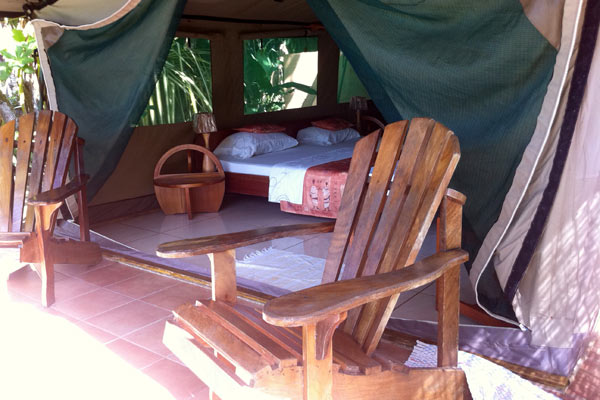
left=243, top=36, right=318, bottom=115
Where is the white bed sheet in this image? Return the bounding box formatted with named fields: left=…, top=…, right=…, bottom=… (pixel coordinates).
left=218, top=139, right=358, bottom=176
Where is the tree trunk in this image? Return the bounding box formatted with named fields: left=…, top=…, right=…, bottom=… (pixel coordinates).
left=0, top=91, right=16, bottom=124
left=22, top=79, right=34, bottom=114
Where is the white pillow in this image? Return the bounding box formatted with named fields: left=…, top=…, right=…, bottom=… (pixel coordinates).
left=296, top=126, right=361, bottom=146
left=213, top=132, right=298, bottom=159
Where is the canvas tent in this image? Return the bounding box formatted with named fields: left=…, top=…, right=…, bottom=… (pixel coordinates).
left=0, top=0, right=598, bottom=379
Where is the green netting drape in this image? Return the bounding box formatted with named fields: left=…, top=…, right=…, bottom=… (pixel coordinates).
left=307, top=0, right=556, bottom=252
left=47, top=0, right=185, bottom=197
left=306, top=0, right=558, bottom=320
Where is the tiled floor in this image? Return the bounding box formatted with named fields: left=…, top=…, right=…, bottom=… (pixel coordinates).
left=3, top=194, right=591, bottom=399
left=93, top=194, right=477, bottom=323
left=3, top=259, right=212, bottom=399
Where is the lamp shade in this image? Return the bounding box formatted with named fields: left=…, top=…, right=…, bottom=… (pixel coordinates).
left=193, top=112, right=217, bottom=134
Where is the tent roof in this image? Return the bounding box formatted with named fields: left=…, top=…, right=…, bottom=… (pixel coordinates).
left=0, top=0, right=318, bottom=24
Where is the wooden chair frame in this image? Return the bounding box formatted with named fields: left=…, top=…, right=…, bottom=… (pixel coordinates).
left=0, top=111, right=101, bottom=307
left=158, top=119, right=469, bottom=399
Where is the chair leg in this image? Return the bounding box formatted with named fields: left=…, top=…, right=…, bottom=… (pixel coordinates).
left=33, top=203, right=61, bottom=307
left=302, top=313, right=346, bottom=400
left=37, top=260, right=55, bottom=307
left=76, top=187, right=91, bottom=242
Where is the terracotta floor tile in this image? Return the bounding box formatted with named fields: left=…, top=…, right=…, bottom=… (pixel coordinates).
left=7, top=267, right=65, bottom=293
left=106, top=271, right=179, bottom=299
left=53, top=287, right=133, bottom=320
left=79, top=262, right=142, bottom=287
left=75, top=321, right=118, bottom=344
left=41, top=305, right=79, bottom=323
left=4, top=286, right=39, bottom=305
left=141, top=282, right=211, bottom=311
left=191, top=386, right=211, bottom=400
left=167, top=353, right=185, bottom=365
left=142, top=358, right=208, bottom=399
left=106, top=339, right=164, bottom=369
left=53, top=258, right=114, bottom=277
left=6, top=268, right=81, bottom=304
left=86, top=300, right=170, bottom=337
left=51, top=277, right=99, bottom=303
left=123, top=318, right=172, bottom=357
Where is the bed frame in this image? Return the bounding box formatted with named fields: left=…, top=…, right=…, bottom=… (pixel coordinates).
left=196, top=116, right=385, bottom=198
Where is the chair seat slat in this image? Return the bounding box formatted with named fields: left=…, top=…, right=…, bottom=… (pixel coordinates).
left=198, top=300, right=300, bottom=367
left=173, top=303, right=272, bottom=385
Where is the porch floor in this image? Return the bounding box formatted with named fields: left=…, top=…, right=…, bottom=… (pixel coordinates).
left=92, top=194, right=479, bottom=324
left=2, top=194, right=595, bottom=399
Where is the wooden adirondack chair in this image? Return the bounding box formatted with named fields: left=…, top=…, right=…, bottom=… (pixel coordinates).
left=0, top=110, right=101, bottom=307
left=157, top=118, right=469, bottom=399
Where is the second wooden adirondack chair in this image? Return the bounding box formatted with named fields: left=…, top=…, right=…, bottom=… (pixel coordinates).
left=157, top=118, right=469, bottom=399
left=0, top=110, right=101, bottom=307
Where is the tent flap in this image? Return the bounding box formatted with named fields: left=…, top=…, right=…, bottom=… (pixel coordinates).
left=306, top=0, right=558, bottom=320
left=43, top=0, right=185, bottom=197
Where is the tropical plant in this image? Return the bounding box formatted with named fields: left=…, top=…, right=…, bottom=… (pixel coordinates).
left=138, top=37, right=212, bottom=126
left=0, top=18, right=43, bottom=123
left=243, top=37, right=317, bottom=115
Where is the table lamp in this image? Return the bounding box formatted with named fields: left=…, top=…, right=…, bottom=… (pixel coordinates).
left=349, top=96, right=368, bottom=132
left=193, top=112, right=218, bottom=172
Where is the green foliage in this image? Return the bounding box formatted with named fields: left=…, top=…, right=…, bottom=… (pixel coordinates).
left=0, top=30, right=36, bottom=81
left=0, top=18, right=41, bottom=120
left=138, top=37, right=212, bottom=126
left=243, top=37, right=317, bottom=115
left=139, top=35, right=319, bottom=124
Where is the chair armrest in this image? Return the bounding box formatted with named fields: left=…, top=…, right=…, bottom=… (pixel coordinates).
left=157, top=221, right=335, bottom=258
left=263, top=249, right=468, bottom=327
left=26, top=174, right=89, bottom=207
left=445, top=188, right=466, bottom=205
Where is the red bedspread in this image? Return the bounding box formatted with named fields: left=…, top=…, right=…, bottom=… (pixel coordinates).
left=279, top=158, right=351, bottom=219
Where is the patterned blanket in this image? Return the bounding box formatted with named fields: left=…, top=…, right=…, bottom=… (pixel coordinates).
left=280, top=158, right=351, bottom=218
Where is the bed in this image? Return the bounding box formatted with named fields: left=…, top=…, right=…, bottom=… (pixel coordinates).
left=203, top=116, right=384, bottom=218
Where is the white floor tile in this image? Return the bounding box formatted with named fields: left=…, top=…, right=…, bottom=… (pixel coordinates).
left=392, top=291, right=438, bottom=322
left=120, top=210, right=219, bottom=233
left=285, top=233, right=331, bottom=259
left=236, top=236, right=307, bottom=259
left=94, top=223, right=157, bottom=244
left=127, top=233, right=182, bottom=255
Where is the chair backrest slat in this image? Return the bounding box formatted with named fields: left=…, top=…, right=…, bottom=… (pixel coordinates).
left=0, top=120, right=16, bottom=232
left=42, top=112, right=66, bottom=192
left=378, top=120, right=454, bottom=275
left=24, top=110, right=52, bottom=232
left=320, top=118, right=461, bottom=354
left=12, top=113, right=35, bottom=232
left=338, top=121, right=408, bottom=283
left=359, top=119, right=435, bottom=280
left=53, top=118, right=77, bottom=189
left=0, top=111, right=80, bottom=234
left=355, top=124, right=460, bottom=352
left=321, top=130, right=381, bottom=284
